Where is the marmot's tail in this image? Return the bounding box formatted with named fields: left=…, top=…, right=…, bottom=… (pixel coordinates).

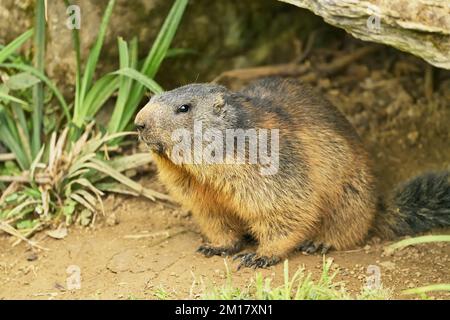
left=372, top=171, right=450, bottom=239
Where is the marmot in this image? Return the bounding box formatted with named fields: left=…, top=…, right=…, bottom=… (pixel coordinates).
left=135, top=77, right=450, bottom=269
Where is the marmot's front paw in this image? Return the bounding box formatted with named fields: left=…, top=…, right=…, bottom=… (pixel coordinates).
left=196, top=244, right=240, bottom=257
left=233, top=253, right=280, bottom=269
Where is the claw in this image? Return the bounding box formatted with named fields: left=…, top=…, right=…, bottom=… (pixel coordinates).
left=306, top=243, right=321, bottom=254
left=298, top=240, right=314, bottom=252
left=320, top=244, right=331, bottom=255
left=197, top=245, right=213, bottom=257
left=233, top=252, right=251, bottom=261
left=234, top=252, right=279, bottom=270
left=197, top=244, right=238, bottom=257
left=298, top=241, right=331, bottom=255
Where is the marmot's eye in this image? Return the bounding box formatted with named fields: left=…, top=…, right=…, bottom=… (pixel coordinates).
left=177, top=104, right=190, bottom=113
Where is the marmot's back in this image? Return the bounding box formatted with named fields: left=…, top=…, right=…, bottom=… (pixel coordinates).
left=240, top=77, right=363, bottom=144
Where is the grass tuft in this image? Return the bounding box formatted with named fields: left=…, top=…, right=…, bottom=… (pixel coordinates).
left=1, top=0, right=186, bottom=244
left=197, top=259, right=391, bottom=300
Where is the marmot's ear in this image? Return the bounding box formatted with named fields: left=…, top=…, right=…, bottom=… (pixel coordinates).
left=212, top=95, right=226, bottom=115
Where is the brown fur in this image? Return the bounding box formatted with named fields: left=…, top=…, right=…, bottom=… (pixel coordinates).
left=135, top=77, right=377, bottom=265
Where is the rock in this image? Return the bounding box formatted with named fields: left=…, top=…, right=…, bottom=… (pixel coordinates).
left=26, top=253, right=38, bottom=262
left=280, top=0, right=450, bottom=69
left=46, top=227, right=68, bottom=240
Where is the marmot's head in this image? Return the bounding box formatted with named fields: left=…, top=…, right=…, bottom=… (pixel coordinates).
left=135, top=83, right=239, bottom=156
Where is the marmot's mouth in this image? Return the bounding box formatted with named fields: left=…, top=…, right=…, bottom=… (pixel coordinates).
left=143, top=139, right=165, bottom=154
left=137, top=132, right=165, bottom=154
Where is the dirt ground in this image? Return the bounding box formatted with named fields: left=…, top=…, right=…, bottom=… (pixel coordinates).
left=1, top=38, right=449, bottom=300
left=0, top=185, right=449, bottom=300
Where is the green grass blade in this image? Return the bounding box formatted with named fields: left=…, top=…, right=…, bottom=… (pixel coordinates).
left=165, top=47, right=197, bottom=58
left=0, top=92, right=29, bottom=106
left=402, top=284, right=450, bottom=295
left=11, top=103, right=32, bottom=164
left=73, top=0, right=116, bottom=128
left=0, top=63, right=70, bottom=120
left=31, top=0, right=46, bottom=157
left=386, top=235, right=450, bottom=254
left=129, top=37, right=138, bottom=69
left=107, top=38, right=133, bottom=133
left=4, top=200, right=38, bottom=219
left=119, top=0, right=188, bottom=132
left=0, top=106, right=29, bottom=169
left=0, top=29, right=33, bottom=64
left=1, top=105, right=20, bottom=141
left=140, top=0, right=188, bottom=78
left=84, top=74, right=119, bottom=118
left=112, top=68, right=163, bottom=94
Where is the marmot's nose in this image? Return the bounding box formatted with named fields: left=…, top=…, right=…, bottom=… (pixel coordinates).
left=134, top=110, right=147, bottom=131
